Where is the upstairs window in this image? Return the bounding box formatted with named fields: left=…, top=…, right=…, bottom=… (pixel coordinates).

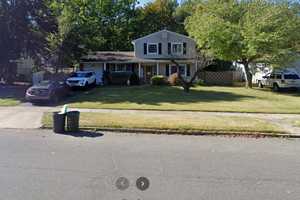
left=172, top=43, right=183, bottom=55
left=147, top=43, right=158, bottom=55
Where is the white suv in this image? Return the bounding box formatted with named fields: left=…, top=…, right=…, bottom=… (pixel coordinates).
left=258, top=72, right=300, bottom=91
left=66, top=71, right=96, bottom=88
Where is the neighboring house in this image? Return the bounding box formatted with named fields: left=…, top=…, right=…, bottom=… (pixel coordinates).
left=80, top=30, right=198, bottom=84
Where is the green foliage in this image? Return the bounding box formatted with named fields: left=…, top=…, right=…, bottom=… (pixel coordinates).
left=185, top=0, right=300, bottom=66
left=196, top=79, right=205, bottom=86
left=137, top=0, right=183, bottom=36
left=151, top=75, right=167, bottom=85
left=205, top=60, right=233, bottom=72
left=49, top=0, right=140, bottom=65
left=0, top=0, right=56, bottom=79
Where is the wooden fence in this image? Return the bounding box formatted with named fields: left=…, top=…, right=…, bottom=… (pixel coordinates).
left=198, top=71, right=244, bottom=85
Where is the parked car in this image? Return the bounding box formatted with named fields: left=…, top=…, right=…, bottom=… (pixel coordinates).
left=66, top=71, right=96, bottom=88
left=25, top=80, right=69, bottom=104
left=258, top=72, right=300, bottom=91
left=104, top=71, right=139, bottom=85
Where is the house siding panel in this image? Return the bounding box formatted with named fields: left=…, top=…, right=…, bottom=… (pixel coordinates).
left=133, top=30, right=196, bottom=60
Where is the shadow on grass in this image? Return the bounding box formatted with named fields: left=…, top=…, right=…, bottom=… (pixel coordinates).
left=65, top=85, right=255, bottom=106
left=254, top=87, right=300, bottom=97
left=56, top=130, right=104, bottom=138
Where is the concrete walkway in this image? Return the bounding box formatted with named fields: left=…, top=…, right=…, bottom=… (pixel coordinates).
left=1, top=105, right=300, bottom=135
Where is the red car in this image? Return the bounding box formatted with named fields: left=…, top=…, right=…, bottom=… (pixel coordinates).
left=25, top=80, right=69, bottom=104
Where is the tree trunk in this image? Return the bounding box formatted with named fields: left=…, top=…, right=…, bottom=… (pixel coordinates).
left=176, top=67, right=191, bottom=93
left=243, top=62, right=252, bottom=88
left=183, top=84, right=191, bottom=92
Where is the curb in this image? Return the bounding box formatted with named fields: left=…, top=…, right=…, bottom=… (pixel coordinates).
left=42, top=126, right=300, bottom=138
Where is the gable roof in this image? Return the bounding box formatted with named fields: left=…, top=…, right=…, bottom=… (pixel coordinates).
left=131, top=29, right=195, bottom=44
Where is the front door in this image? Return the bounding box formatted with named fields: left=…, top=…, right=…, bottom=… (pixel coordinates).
left=144, top=65, right=154, bottom=83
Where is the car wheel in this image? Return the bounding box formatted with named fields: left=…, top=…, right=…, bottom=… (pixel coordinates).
left=92, top=80, right=96, bottom=87
left=84, top=82, right=88, bottom=87
left=258, top=81, right=263, bottom=88
left=272, top=83, right=280, bottom=92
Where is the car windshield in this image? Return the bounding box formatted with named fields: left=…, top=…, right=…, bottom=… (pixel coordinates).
left=284, top=74, right=299, bottom=79
left=71, top=72, right=90, bottom=78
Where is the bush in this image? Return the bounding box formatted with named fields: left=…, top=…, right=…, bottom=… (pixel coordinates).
left=151, top=75, right=166, bottom=85
left=196, top=79, right=205, bottom=86
left=168, top=73, right=181, bottom=86
left=129, top=72, right=140, bottom=85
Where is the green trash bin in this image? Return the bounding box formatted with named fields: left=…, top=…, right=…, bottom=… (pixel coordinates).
left=66, top=111, right=80, bottom=132
left=53, top=112, right=66, bottom=133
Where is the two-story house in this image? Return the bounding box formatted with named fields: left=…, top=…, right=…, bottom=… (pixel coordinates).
left=80, top=29, right=198, bottom=84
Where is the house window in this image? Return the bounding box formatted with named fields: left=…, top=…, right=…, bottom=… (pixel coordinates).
left=147, top=43, right=158, bottom=55
left=111, top=64, right=131, bottom=72
left=170, top=64, right=188, bottom=76
left=116, top=64, right=124, bottom=72
left=172, top=43, right=183, bottom=55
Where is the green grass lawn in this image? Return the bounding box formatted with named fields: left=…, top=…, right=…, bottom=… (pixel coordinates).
left=42, top=112, right=284, bottom=134
left=66, top=85, right=300, bottom=114
left=0, top=98, right=20, bottom=106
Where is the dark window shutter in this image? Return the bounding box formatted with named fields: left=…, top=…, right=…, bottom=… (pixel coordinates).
left=144, top=43, right=147, bottom=55
left=183, top=42, right=187, bottom=55
left=166, top=64, right=169, bottom=76
left=186, top=64, right=190, bottom=76
left=158, top=43, right=162, bottom=54
left=168, top=43, right=171, bottom=54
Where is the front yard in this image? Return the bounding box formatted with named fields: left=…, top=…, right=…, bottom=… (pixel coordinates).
left=0, top=98, right=21, bottom=106
left=67, top=85, right=300, bottom=114
left=42, top=111, right=284, bottom=134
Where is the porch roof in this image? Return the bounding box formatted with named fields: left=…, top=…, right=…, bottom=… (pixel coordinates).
left=80, top=51, right=195, bottom=63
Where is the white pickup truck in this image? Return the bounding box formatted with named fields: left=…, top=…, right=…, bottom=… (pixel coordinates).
left=66, top=71, right=96, bottom=88
left=257, top=72, right=300, bottom=91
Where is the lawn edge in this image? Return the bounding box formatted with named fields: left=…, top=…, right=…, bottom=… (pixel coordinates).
left=68, top=106, right=300, bottom=115
left=41, top=125, right=295, bottom=138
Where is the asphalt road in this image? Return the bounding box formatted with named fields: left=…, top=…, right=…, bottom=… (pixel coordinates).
left=0, top=129, right=299, bottom=200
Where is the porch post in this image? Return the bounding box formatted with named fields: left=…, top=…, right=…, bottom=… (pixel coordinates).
left=156, top=62, right=159, bottom=75
left=138, top=63, right=142, bottom=78
left=103, top=62, right=107, bottom=71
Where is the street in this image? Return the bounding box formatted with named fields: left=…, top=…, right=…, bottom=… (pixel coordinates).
left=0, top=129, right=299, bottom=200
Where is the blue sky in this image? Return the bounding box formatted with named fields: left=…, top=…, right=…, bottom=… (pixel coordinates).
left=138, top=0, right=153, bottom=6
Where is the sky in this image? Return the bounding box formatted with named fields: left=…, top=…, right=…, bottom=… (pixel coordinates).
left=138, top=0, right=152, bottom=5
left=139, top=0, right=152, bottom=5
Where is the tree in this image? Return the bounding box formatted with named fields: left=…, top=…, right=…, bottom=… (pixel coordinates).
left=136, top=0, right=181, bottom=36
left=171, top=50, right=212, bottom=92
left=0, top=0, right=56, bottom=81
left=49, top=0, right=140, bottom=67
left=185, top=0, right=300, bottom=88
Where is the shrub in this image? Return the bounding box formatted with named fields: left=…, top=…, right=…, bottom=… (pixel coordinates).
left=196, top=79, right=205, bottom=86
left=168, top=73, right=181, bottom=86
left=151, top=75, right=166, bottom=85
left=129, top=73, right=140, bottom=85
